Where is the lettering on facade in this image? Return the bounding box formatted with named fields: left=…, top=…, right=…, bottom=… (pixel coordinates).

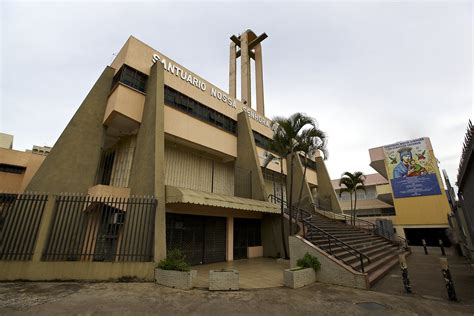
left=152, top=53, right=271, bottom=128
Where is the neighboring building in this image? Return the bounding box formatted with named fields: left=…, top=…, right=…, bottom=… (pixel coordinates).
left=332, top=173, right=395, bottom=219
left=454, top=120, right=474, bottom=261
left=0, top=133, right=13, bottom=149
left=0, top=136, right=47, bottom=192
left=26, top=145, right=52, bottom=156
left=366, top=137, right=452, bottom=246
left=24, top=31, right=339, bottom=264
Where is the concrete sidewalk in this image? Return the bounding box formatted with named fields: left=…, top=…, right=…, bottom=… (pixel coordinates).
left=372, top=246, right=474, bottom=304
left=0, top=281, right=473, bottom=315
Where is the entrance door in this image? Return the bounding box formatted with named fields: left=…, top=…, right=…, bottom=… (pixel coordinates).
left=166, top=213, right=226, bottom=265
left=233, top=218, right=262, bottom=260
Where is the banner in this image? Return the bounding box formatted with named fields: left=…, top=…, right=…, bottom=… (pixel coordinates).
left=384, top=138, right=441, bottom=198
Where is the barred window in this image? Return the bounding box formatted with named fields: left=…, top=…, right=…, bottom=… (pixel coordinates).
left=111, top=64, right=148, bottom=93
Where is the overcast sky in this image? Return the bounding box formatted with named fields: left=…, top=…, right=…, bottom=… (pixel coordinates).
left=1, top=1, right=472, bottom=187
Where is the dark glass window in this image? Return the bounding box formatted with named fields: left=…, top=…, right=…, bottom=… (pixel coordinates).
left=164, top=86, right=237, bottom=135
left=253, top=131, right=270, bottom=150
left=111, top=64, right=148, bottom=93
left=0, top=164, right=26, bottom=174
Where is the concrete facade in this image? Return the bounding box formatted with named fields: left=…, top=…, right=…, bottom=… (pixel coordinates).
left=15, top=31, right=337, bottom=273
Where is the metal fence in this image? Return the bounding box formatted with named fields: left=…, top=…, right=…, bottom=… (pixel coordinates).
left=0, top=194, right=48, bottom=261
left=43, top=195, right=156, bottom=262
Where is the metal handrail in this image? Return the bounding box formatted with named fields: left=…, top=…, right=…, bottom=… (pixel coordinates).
left=311, top=202, right=409, bottom=251
left=268, top=194, right=370, bottom=273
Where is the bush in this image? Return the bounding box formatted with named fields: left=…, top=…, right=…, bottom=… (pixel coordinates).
left=157, top=249, right=191, bottom=272
left=296, top=253, right=321, bottom=272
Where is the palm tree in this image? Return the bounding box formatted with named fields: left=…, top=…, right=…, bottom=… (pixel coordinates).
left=294, top=128, right=328, bottom=217
left=271, top=113, right=319, bottom=236
left=338, top=172, right=366, bottom=225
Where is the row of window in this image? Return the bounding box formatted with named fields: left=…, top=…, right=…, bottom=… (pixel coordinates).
left=112, top=64, right=148, bottom=93
left=110, top=64, right=317, bottom=172
left=164, top=86, right=238, bottom=134
left=0, top=164, right=26, bottom=174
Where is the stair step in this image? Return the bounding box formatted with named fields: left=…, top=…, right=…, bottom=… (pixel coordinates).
left=368, top=251, right=411, bottom=285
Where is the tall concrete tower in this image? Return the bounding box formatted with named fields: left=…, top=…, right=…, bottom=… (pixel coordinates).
left=229, top=30, right=267, bottom=116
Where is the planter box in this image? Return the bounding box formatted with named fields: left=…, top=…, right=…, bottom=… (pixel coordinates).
left=283, top=268, right=316, bottom=289
left=209, top=269, right=239, bottom=291
left=154, top=268, right=197, bottom=290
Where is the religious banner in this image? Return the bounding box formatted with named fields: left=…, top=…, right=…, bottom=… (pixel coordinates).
left=384, top=138, right=441, bottom=198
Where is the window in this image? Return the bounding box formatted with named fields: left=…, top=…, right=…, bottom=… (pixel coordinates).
left=111, top=64, right=148, bottom=93
left=164, top=86, right=237, bottom=135
left=0, top=164, right=26, bottom=174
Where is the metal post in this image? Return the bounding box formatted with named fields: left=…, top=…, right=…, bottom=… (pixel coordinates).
left=440, top=258, right=458, bottom=301
left=422, top=239, right=428, bottom=255
left=399, top=254, right=412, bottom=294
left=439, top=239, right=446, bottom=256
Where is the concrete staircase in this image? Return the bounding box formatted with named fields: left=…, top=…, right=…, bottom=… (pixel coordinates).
left=304, top=212, right=409, bottom=286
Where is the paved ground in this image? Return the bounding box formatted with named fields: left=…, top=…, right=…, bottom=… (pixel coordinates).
left=1, top=281, right=473, bottom=315
left=1, top=247, right=473, bottom=315
left=372, top=246, right=474, bottom=304
left=193, top=257, right=289, bottom=289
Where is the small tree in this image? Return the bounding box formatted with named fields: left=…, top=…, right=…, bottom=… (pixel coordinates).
left=339, top=172, right=366, bottom=225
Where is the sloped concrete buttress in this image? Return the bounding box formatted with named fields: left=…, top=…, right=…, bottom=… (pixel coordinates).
left=315, top=156, right=343, bottom=213
left=286, top=154, right=314, bottom=211
left=26, top=67, right=115, bottom=193
left=234, top=111, right=267, bottom=201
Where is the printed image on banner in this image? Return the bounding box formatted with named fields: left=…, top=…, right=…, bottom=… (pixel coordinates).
left=384, top=138, right=441, bottom=198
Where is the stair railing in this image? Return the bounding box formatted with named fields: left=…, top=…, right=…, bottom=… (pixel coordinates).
left=268, top=194, right=370, bottom=273
left=311, top=203, right=409, bottom=251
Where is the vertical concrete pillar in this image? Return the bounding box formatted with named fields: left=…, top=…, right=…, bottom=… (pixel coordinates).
left=229, top=42, right=237, bottom=98
left=32, top=195, right=56, bottom=262
left=129, top=62, right=166, bottom=262
left=255, top=44, right=265, bottom=116
left=240, top=32, right=251, bottom=107
left=226, top=216, right=234, bottom=261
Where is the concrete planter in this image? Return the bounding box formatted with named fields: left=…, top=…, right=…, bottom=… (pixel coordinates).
left=283, top=267, right=316, bottom=289
left=154, top=268, right=197, bottom=290
left=209, top=269, right=239, bottom=291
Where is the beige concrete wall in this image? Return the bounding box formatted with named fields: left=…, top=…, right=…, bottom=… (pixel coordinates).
left=0, top=148, right=46, bottom=192
left=104, top=84, right=145, bottom=125
left=164, top=106, right=237, bottom=157
left=289, top=236, right=368, bottom=289
left=26, top=67, right=115, bottom=194
left=0, top=262, right=154, bottom=281
left=110, top=36, right=274, bottom=141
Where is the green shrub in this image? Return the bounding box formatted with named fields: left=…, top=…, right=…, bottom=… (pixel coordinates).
left=157, top=249, right=191, bottom=272
left=296, top=253, right=321, bottom=271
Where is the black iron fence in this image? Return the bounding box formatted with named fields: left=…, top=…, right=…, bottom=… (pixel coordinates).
left=43, top=195, right=156, bottom=262
left=0, top=194, right=48, bottom=261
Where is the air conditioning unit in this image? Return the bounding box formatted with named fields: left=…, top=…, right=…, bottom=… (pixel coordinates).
left=110, top=213, right=125, bottom=225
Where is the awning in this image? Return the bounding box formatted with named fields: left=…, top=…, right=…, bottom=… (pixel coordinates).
left=165, top=186, right=280, bottom=214
left=339, top=198, right=393, bottom=211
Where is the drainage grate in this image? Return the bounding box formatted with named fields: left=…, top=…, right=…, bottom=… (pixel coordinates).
left=356, top=302, right=388, bottom=311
